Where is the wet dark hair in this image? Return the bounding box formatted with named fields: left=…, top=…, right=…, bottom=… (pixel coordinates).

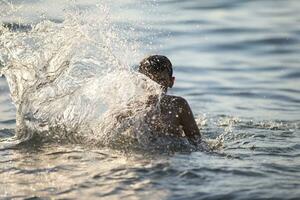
left=139, top=55, right=173, bottom=78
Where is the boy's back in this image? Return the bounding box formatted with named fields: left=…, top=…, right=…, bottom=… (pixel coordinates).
left=148, top=94, right=200, bottom=142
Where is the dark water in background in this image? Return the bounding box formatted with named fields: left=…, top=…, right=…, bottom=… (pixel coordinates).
left=1, top=0, right=300, bottom=199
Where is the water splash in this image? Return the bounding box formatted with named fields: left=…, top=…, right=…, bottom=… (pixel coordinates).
left=0, top=2, right=210, bottom=152
left=1, top=3, right=157, bottom=144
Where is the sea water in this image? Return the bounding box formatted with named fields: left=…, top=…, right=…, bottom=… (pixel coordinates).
left=0, top=0, right=300, bottom=199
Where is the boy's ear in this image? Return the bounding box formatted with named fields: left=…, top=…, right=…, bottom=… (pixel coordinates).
left=169, top=76, right=175, bottom=88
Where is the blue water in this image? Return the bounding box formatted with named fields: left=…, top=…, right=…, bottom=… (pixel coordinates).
left=1, top=0, right=300, bottom=199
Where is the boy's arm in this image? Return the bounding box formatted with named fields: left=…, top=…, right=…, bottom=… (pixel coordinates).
left=177, top=97, right=201, bottom=140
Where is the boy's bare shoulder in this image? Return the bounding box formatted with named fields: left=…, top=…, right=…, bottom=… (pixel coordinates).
left=161, top=95, right=189, bottom=107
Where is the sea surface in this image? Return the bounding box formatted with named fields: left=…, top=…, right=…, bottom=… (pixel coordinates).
left=1, top=0, right=300, bottom=199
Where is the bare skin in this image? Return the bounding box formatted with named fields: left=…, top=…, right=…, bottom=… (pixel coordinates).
left=159, top=95, right=200, bottom=138
left=145, top=68, right=201, bottom=143
left=146, top=94, right=201, bottom=145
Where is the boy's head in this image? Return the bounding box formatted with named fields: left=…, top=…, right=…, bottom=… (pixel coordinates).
left=139, top=55, right=175, bottom=89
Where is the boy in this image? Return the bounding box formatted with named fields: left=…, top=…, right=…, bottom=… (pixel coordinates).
left=139, top=55, right=201, bottom=144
